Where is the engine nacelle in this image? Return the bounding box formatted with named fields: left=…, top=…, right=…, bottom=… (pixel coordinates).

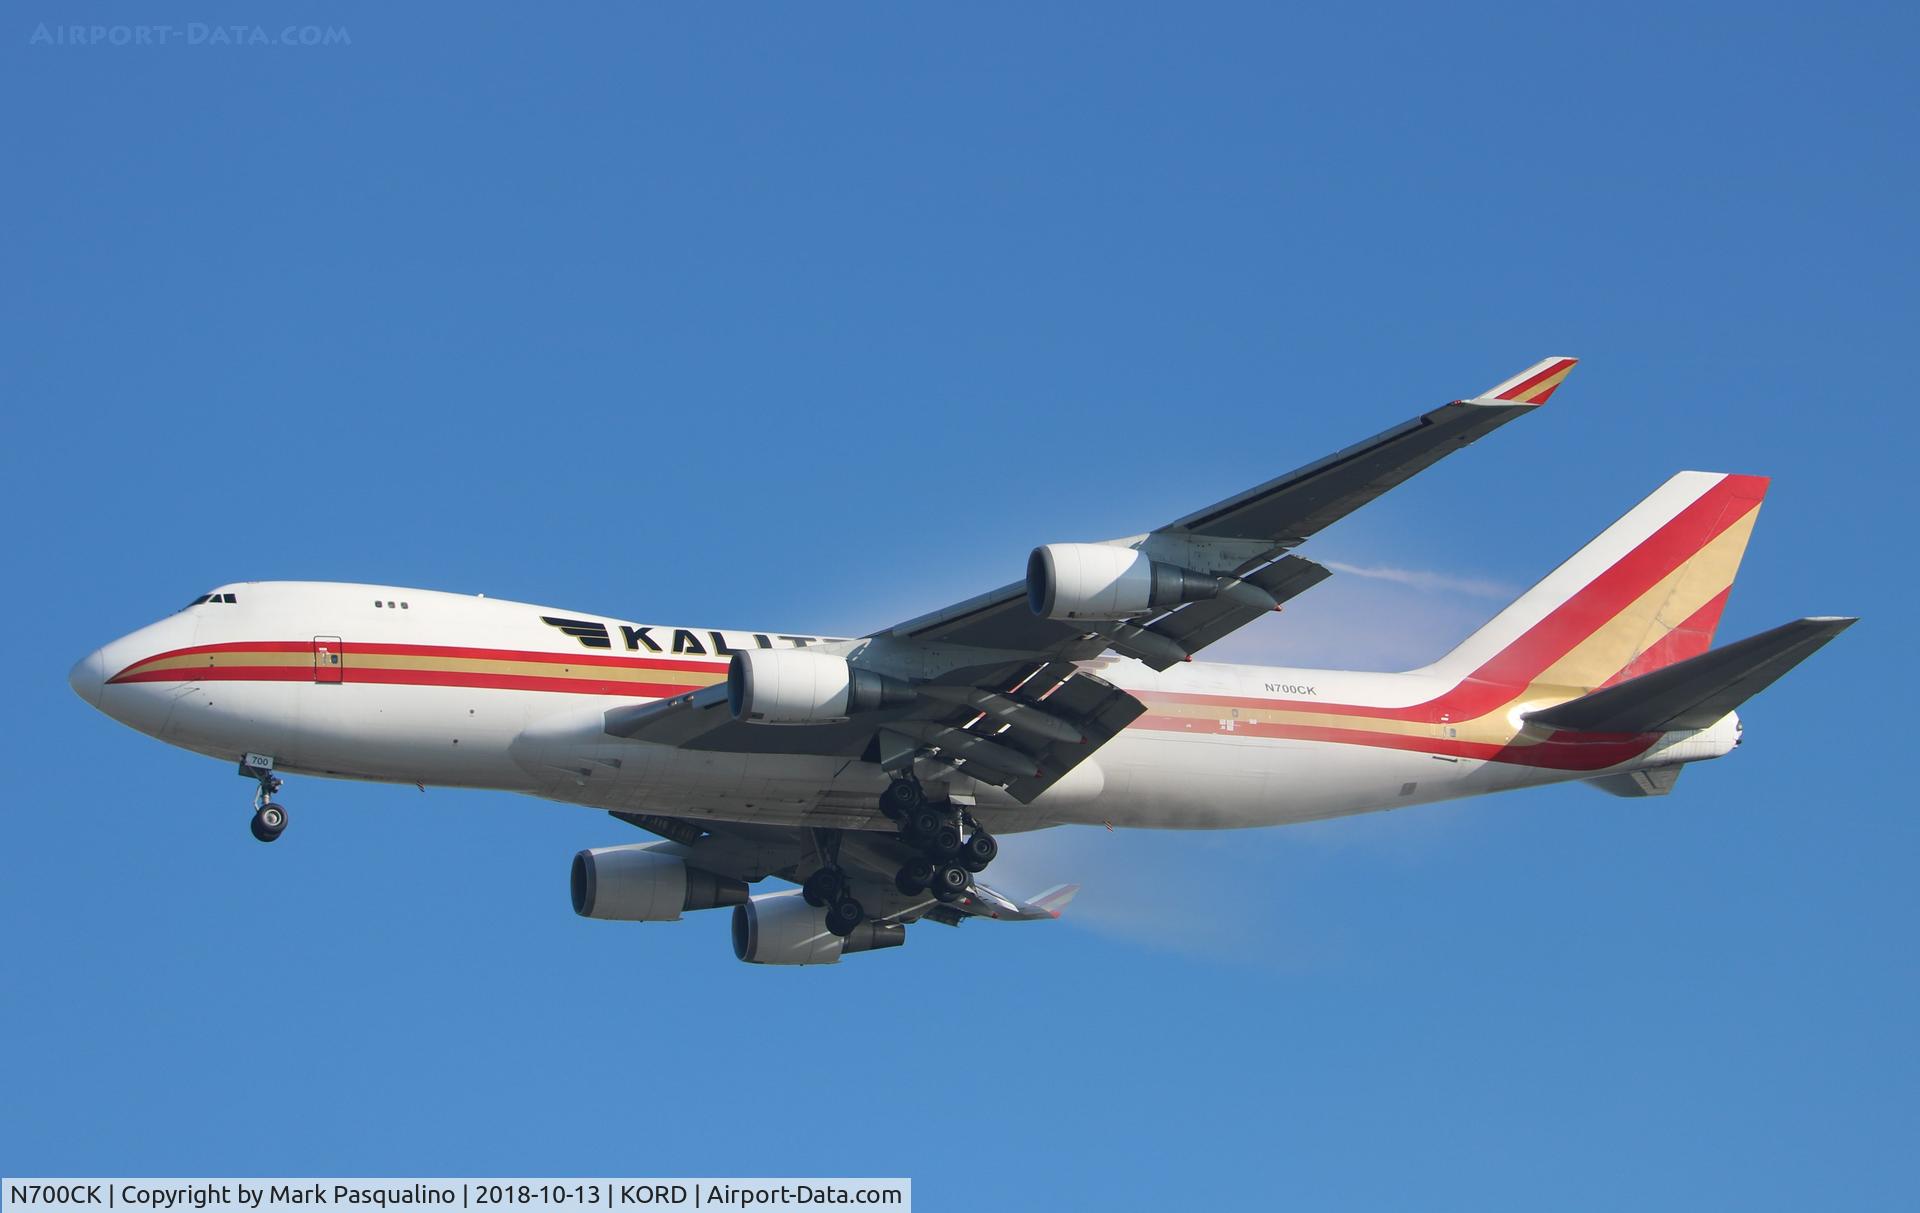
left=1644, top=710, right=1743, bottom=764
left=727, top=648, right=912, bottom=725
left=571, top=845, right=748, bottom=922
left=1027, top=543, right=1224, bottom=620
left=730, top=891, right=907, bottom=965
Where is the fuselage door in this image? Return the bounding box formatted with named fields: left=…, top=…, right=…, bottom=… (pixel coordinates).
left=314, top=635, right=344, bottom=684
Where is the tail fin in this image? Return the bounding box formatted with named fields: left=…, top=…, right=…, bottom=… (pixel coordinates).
left=1023, top=884, right=1081, bottom=918
left=1426, top=471, right=1769, bottom=693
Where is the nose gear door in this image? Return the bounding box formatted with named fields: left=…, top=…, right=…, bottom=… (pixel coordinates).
left=313, top=635, right=344, bottom=684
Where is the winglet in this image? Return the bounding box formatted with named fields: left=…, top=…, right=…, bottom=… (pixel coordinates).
left=1026, top=883, right=1081, bottom=918
left=1480, top=356, right=1579, bottom=404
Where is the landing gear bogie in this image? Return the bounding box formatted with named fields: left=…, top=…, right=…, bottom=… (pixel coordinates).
left=824, top=896, right=866, bottom=937
left=928, top=824, right=962, bottom=859
left=805, top=827, right=869, bottom=937
left=802, top=867, right=847, bottom=908
left=895, top=857, right=935, bottom=896
left=929, top=863, right=971, bottom=901
left=879, top=778, right=925, bottom=820
left=961, top=830, right=998, bottom=872
left=874, top=778, right=998, bottom=900
left=904, top=806, right=943, bottom=845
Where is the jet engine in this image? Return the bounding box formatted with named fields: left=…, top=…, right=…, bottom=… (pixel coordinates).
left=1027, top=543, right=1268, bottom=620
left=726, top=648, right=912, bottom=724
left=730, top=891, right=907, bottom=965
left=571, top=845, right=748, bottom=921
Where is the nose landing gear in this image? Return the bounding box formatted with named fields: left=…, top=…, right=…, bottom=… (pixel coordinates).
left=239, top=754, right=288, bottom=843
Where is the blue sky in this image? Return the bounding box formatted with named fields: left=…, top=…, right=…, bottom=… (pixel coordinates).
left=3, top=3, right=1914, bottom=1208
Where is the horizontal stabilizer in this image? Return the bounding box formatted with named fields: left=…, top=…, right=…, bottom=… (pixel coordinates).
left=925, top=880, right=1082, bottom=925
left=1525, top=617, right=1856, bottom=734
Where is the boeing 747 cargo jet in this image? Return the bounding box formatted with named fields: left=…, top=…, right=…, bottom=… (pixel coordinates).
left=69, top=359, right=1853, bottom=964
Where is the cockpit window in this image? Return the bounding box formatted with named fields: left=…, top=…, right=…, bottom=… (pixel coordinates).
left=184, top=592, right=238, bottom=608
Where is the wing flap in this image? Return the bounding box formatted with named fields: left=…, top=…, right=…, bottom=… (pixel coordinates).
left=920, top=661, right=1145, bottom=803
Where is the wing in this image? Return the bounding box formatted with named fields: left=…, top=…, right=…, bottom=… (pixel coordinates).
left=884, top=356, right=1576, bottom=664
left=612, top=357, right=1575, bottom=802
left=604, top=656, right=1147, bottom=803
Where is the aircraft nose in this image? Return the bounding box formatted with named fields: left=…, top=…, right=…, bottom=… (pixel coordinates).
left=69, top=648, right=106, bottom=707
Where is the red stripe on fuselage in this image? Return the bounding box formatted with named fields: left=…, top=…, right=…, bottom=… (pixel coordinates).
left=332, top=668, right=710, bottom=697
left=108, top=644, right=1662, bottom=768
left=113, top=640, right=729, bottom=678
left=1131, top=713, right=1661, bottom=770
left=107, top=663, right=709, bottom=698
left=111, top=664, right=315, bottom=684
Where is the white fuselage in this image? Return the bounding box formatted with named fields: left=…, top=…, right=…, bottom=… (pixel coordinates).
left=71, top=582, right=1731, bottom=835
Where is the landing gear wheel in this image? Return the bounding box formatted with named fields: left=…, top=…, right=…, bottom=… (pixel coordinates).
left=929, top=863, right=970, bottom=902
left=929, top=824, right=962, bottom=859
left=904, top=806, right=943, bottom=845
left=879, top=779, right=925, bottom=820
left=801, top=867, right=845, bottom=908
left=961, top=830, right=998, bottom=872
left=825, top=897, right=865, bottom=937
left=895, top=857, right=935, bottom=896
left=250, top=803, right=287, bottom=843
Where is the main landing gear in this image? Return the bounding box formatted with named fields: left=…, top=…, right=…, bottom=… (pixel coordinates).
left=799, top=777, right=1006, bottom=934
left=880, top=776, right=997, bottom=901
left=240, top=755, right=288, bottom=843
left=803, top=829, right=866, bottom=939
